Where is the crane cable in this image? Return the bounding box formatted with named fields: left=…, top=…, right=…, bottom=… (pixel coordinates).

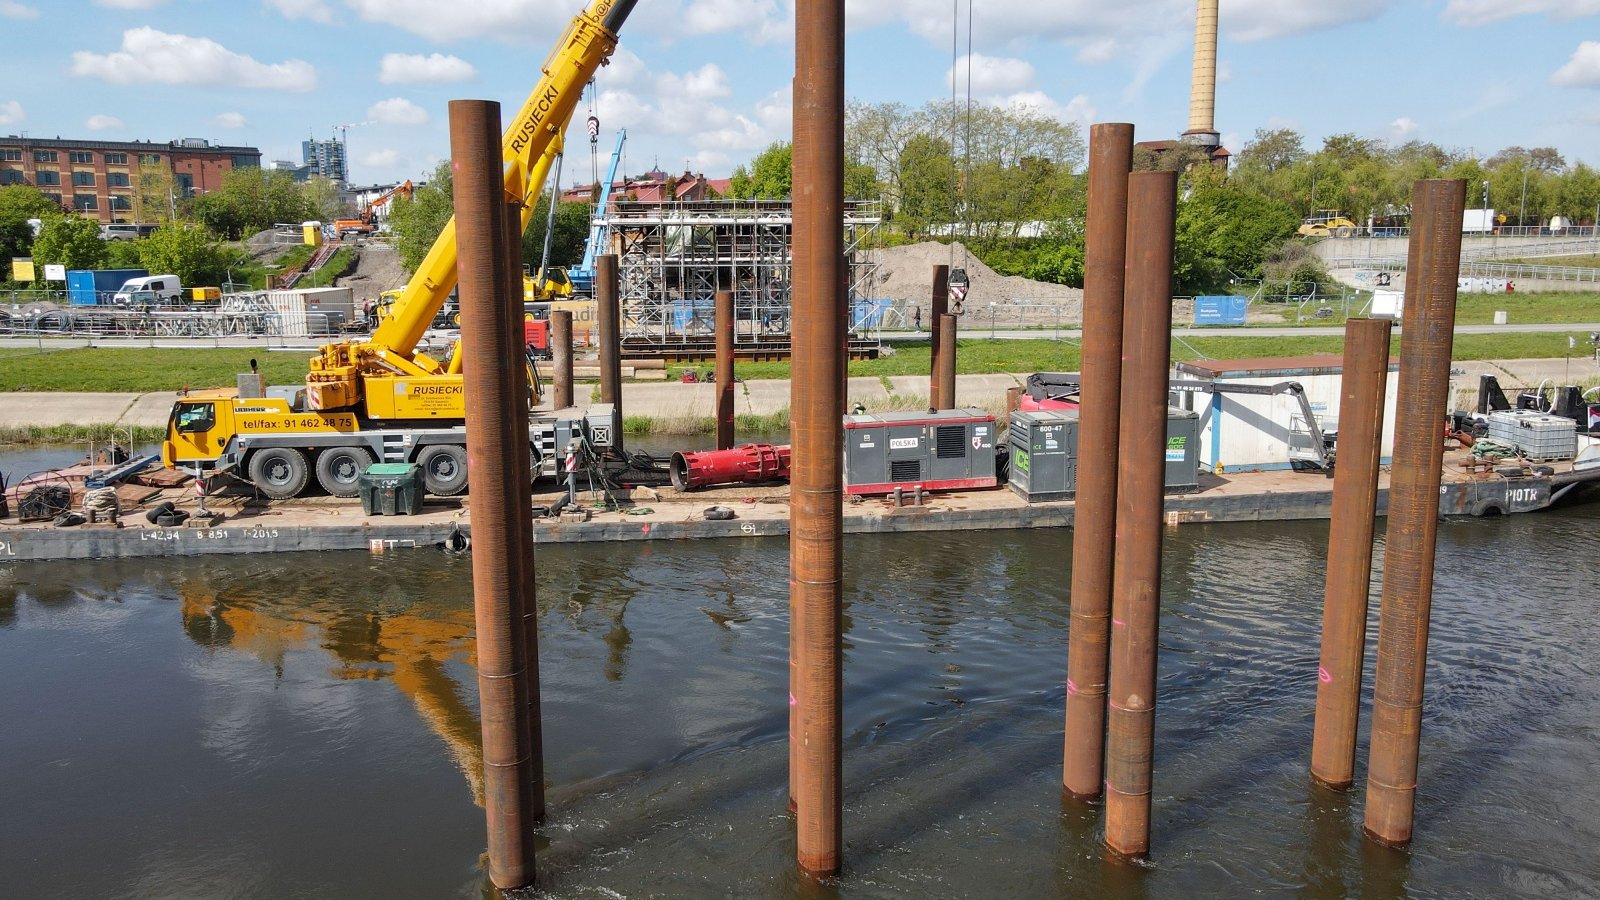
left=947, top=0, right=974, bottom=314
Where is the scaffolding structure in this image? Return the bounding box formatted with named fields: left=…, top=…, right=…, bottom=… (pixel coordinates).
left=607, top=199, right=885, bottom=360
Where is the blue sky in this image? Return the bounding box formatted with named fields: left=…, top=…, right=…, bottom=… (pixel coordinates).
left=2, top=0, right=1599, bottom=189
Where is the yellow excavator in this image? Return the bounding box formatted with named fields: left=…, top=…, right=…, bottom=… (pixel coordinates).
left=162, top=0, right=635, bottom=500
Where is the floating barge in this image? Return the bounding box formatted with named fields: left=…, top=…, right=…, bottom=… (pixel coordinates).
left=3, top=452, right=1598, bottom=562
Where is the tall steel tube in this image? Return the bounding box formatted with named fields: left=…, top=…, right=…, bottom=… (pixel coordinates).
left=1310, top=316, right=1393, bottom=790
left=1063, top=123, right=1134, bottom=801
left=936, top=314, right=957, bottom=409
left=1364, top=179, right=1466, bottom=849
left=596, top=253, right=622, bottom=407
left=551, top=310, right=574, bottom=410
left=1104, top=170, right=1178, bottom=860
left=716, top=289, right=735, bottom=449
left=929, top=264, right=949, bottom=407
left=790, top=0, right=845, bottom=879
left=450, top=99, right=533, bottom=890
left=501, top=200, right=545, bottom=828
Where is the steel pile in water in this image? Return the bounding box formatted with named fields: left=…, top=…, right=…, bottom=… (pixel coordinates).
left=1064, top=122, right=1134, bottom=801
left=929, top=264, right=949, bottom=408
left=552, top=309, right=574, bottom=410
left=789, top=0, right=845, bottom=879
left=716, top=289, right=736, bottom=449
left=597, top=253, right=622, bottom=407
left=1104, top=170, right=1177, bottom=860
left=1364, top=179, right=1466, bottom=849
left=1311, top=316, right=1393, bottom=790
left=450, top=98, right=536, bottom=890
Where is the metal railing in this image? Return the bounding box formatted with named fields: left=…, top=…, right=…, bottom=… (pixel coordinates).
left=1316, top=225, right=1600, bottom=240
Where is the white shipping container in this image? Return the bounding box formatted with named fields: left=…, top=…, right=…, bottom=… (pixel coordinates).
left=265, top=287, right=354, bottom=336
left=1173, top=356, right=1403, bottom=473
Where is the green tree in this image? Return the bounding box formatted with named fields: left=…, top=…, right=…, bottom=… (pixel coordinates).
left=1172, top=178, right=1300, bottom=293
left=727, top=142, right=793, bottom=200
left=896, top=133, right=955, bottom=239
left=388, top=161, right=454, bottom=273
left=522, top=195, right=592, bottom=270
left=0, top=185, right=65, bottom=277
left=192, top=168, right=315, bottom=239
left=302, top=176, right=347, bottom=222
left=30, top=215, right=107, bottom=271
left=135, top=224, right=242, bottom=286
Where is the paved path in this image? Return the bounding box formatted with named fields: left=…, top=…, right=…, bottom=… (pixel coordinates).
left=6, top=357, right=1595, bottom=430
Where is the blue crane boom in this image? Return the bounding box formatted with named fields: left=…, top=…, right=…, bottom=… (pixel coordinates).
left=569, top=127, right=626, bottom=294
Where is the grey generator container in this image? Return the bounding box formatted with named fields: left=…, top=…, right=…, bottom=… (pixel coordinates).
left=842, top=407, right=999, bottom=496
left=1486, top=410, right=1577, bottom=460
left=1008, top=408, right=1200, bottom=501
left=359, top=463, right=425, bottom=516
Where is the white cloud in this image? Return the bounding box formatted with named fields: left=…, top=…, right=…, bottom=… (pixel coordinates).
left=85, top=114, right=124, bottom=130
left=0, top=99, right=23, bottom=125
left=264, top=0, right=333, bottom=24
left=1223, top=0, right=1391, bottom=42
left=949, top=54, right=1036, bottom=96
left=680, top=0, right=788, bottom=42
left=1443, top=0, right=1600, bottom=26
left=1216, top=60, right=1233, bottom=83
left=1553, top=41, right=1600, bottom=88
left=71, top=28, right=316, bottom=91
left=94, top=0, right=165, bottom=7
left=378, top=52, right=476, bottom=85
left=343, top=0, right=558, bottom=42
left=0, top=1, right=39, bottom=19
left=367, top=97, right=429, bottom=126
left=1390, top=117, right=1419, bottom=137
left=214, top=111, right=248, bottom=128
left=668, top=64, right=732, bottom=101
left=1003, top=91, right=1096, bottom=133
left=361, top=148, right=399, bottom=168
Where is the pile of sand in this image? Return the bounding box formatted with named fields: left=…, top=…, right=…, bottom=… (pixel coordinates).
left=336, top=243, right=409, bottom=299
left=865, top=241, right=1083, bottom=321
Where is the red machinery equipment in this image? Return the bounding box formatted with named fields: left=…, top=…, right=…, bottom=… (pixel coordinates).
left=524, top=318, right=550, bottom=356
left=669, top=443, right=791, bottom=491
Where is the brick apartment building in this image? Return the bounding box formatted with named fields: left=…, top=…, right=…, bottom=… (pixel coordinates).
left=0, top=135, right=262, bottom=224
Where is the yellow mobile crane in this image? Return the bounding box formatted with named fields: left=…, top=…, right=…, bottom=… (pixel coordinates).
left=162, top=0, right=636, bottom=500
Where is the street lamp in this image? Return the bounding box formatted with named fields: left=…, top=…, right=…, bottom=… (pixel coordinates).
left=1519, top=167, right=1529, bottom=231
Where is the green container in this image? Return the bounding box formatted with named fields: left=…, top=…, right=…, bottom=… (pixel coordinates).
left=358, top=462, right=425, bottom=516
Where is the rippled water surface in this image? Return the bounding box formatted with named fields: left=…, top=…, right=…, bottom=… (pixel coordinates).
left=2, top=507, right=1597, bottom=898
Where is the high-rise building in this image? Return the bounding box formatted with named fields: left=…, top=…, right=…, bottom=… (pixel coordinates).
left=0, top=134, right=261, bottom=223
left=301, top=138, right=347, bottom=184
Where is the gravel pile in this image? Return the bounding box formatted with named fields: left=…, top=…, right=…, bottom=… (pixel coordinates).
left=864, top=241, right=1083, bottom=322
left=335, top=243, right=409, bottom=300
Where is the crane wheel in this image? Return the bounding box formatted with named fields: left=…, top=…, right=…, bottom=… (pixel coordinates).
left=315, top=446, right=374, bottom=497
left=248, top=447, right=310, bottom=499
left=418, top=445, right=469, bottom=496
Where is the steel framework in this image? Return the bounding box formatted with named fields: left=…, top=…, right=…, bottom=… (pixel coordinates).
left=607, top=199, right=884, bottom=359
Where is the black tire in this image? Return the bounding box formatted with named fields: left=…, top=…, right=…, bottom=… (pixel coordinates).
left=145, top=500, right=176, bottom=524
left=315, top=446, right=374, bottom=497
left=248, top=447, right=310, bottom=499
left=417, top=444, right=468, bottom=496
left=156, top=511, right=189, bottom=527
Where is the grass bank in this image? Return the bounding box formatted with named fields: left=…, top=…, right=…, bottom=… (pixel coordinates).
left=3, top=331, right=1593, bottom=395
left=1253, top=291, right=1600, bottom=327
left=0, top=424, right=165, bottom=447
left=0, top=348, right=316, bottom=393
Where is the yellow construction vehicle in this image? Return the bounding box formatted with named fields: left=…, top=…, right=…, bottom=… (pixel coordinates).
left=162, top=0, right=636, bottom=499
left=1297, top=210, right=1359, bottom=238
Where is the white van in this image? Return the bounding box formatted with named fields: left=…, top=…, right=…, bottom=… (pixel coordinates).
left=112, top=274, right=184, bottom=307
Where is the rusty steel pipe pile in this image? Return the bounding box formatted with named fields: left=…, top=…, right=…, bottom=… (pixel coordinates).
left=1310, top=316, right=1393, bottom=790
left=716, top=289, right=736, bottom=449
left=450, top=99, right=537, bottom=890
left=789, top=0, right=845, bottom=879
left=551, top=310, right=574, bottom=410
left=596, top=253, right=622, bottom=407
left=500, top=199, right=545, bottom=826
left=1063, top=122, right=1134, bottom=801
left=936, top=314, right=958, bottom=410
left=1103, top=170, right=1178, bottom=860
left=929, top=264, right=949, bottom=407
left=1364, top=179, right=1466, bottom=848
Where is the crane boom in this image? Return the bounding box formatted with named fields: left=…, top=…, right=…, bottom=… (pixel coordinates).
left=305, top=0, right=637, bottom=410
left=571, top=127, right=626, bottom=294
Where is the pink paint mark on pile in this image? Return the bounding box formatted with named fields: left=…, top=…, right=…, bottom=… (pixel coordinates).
left=1318, top=666, right=1332, bottom=684
left=1066, top=678, right=1079, bottom=695
left=789, top=692, right=797, bottom=706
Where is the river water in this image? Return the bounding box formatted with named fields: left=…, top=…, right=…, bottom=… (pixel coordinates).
left=2, top=508, right=1597, bottom=898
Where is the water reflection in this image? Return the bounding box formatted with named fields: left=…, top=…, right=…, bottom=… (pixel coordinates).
left=0, top=511, right=1597, bottom=898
